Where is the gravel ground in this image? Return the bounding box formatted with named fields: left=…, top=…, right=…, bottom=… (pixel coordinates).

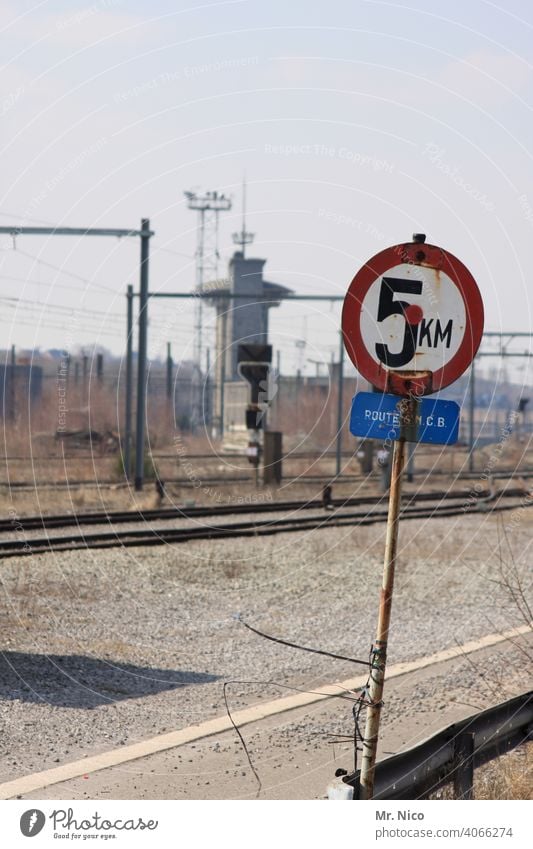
left=0, top=511, right=531, bottom=784
left=16, top=642, right=531, bottom=800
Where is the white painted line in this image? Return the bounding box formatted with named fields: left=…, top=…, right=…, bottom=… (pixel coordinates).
left=0, top=624, right=530, bottom=799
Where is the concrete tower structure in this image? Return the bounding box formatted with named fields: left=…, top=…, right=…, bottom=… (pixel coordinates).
left=207, top=250, right=292, bottom=436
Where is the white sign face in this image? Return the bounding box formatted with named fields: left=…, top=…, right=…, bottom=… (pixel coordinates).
left=359, top=263, right=466, bottom=372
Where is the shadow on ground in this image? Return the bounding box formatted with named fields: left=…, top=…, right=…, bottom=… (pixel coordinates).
left=0, top=652, right=218, bottom=708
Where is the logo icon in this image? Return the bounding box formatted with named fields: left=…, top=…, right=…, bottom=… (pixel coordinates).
left=20, top=809, right=46, bottom=837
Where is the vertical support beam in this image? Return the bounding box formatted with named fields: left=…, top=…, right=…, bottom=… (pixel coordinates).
left=205, top=347, right=211, bottom=428
left=166, top=342, right=173, bottom=401
left=359, top=398, right=414, bottom=799
left=263, top=431, right=282, bottom=485
left=469, top=358, right=476, bottom=473
left=194, top=208, right=206, bottom=370
left=220, top=311, right=227, bottom=438
left=453, top=732, right=475, bottom=800
left=335, top=330, right=345, bottom=477
left=135, top=218, right=151, bottom=492
left=10, top=344, right=16, bottom=422
left=361, top=440, right=373, bottom=474
left=124, top=285, right=133, bottom=481
left=254, top=430, right=260, bottom=489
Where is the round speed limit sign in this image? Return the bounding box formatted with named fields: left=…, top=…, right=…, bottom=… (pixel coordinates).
left=342, top=239, right=484, bottom=396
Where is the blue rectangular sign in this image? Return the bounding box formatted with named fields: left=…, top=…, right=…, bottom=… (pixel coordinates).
left=349, top=392, right=460, bottom=445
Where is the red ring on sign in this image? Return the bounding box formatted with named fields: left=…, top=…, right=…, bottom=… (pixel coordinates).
left=341, top=242, right=484, bottom=395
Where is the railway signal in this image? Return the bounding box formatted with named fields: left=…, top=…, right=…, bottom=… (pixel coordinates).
left=237, top=343, right=272, bottom=431
left=238, top=344, right=273, bottom=485
left=342, top=235, right=484, bottom=800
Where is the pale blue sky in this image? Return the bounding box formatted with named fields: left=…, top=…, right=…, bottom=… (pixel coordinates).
left=1, top=0, right=532, bottom=381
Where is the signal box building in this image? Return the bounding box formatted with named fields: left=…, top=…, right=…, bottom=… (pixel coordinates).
left=206, top=250, right=292, bottom=437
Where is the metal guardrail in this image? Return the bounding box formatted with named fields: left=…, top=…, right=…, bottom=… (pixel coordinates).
left=329, top=691, right=533, bottom=800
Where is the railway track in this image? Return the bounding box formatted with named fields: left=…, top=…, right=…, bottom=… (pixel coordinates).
left=2, top=486, right=526, bottom=533
left=2, top=468, right=533, bottom=490
left=1, top=490, right=529, bottom=558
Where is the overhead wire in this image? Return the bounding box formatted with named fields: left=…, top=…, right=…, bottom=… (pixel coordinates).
left=11, top=248, right=119, bottom=294
left=0, top=272, right=105, bottom=296
left=2, top=314, right=126, bottom=340
left=0, top=232, right=204, bottom=354
left=156, top=246, right=194, bottom=260
left=0, top=295, right=197, bottom=337
left=0, top=211, right=59, bottom=225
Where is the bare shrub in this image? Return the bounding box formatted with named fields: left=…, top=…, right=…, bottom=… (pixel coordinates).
left=475, top=743, right=532, bottom=800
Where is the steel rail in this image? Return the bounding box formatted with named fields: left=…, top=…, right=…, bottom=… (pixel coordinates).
left=0, top=498, right=530, bottom=559
left=2, top=469, right=533, bottom=491
left=1, top=487, right=527, bottom=533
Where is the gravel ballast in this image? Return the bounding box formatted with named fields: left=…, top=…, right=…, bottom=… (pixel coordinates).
left=0, top=511, right=530, bottom=784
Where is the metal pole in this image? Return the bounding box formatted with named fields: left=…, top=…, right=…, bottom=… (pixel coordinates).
left=220, top=311, right=227, bottom=437
left=135, top=218, right=151, bottom=491
left=10, top=344, right=16, bottom=421
left=194, top=208, right=205, bottom=369
left=166, top=342, right=173, bottom=401
left=254, top=431, right=260, bottom=488
left=469, top=358, right=476, bottom=473
left=335, top=331, right=345, bottom=476
left=124, top=285, right=133, bottom=481
left=205, top=347, right=211, bottom=428
left=359, top=400, right=412, bottom=799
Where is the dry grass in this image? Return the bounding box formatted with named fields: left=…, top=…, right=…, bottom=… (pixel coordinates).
left=474, top=742, right=532, bottom=800
left=430, top=743, right=532, bottom=800
left=3, top=380, right=533, bottom=517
